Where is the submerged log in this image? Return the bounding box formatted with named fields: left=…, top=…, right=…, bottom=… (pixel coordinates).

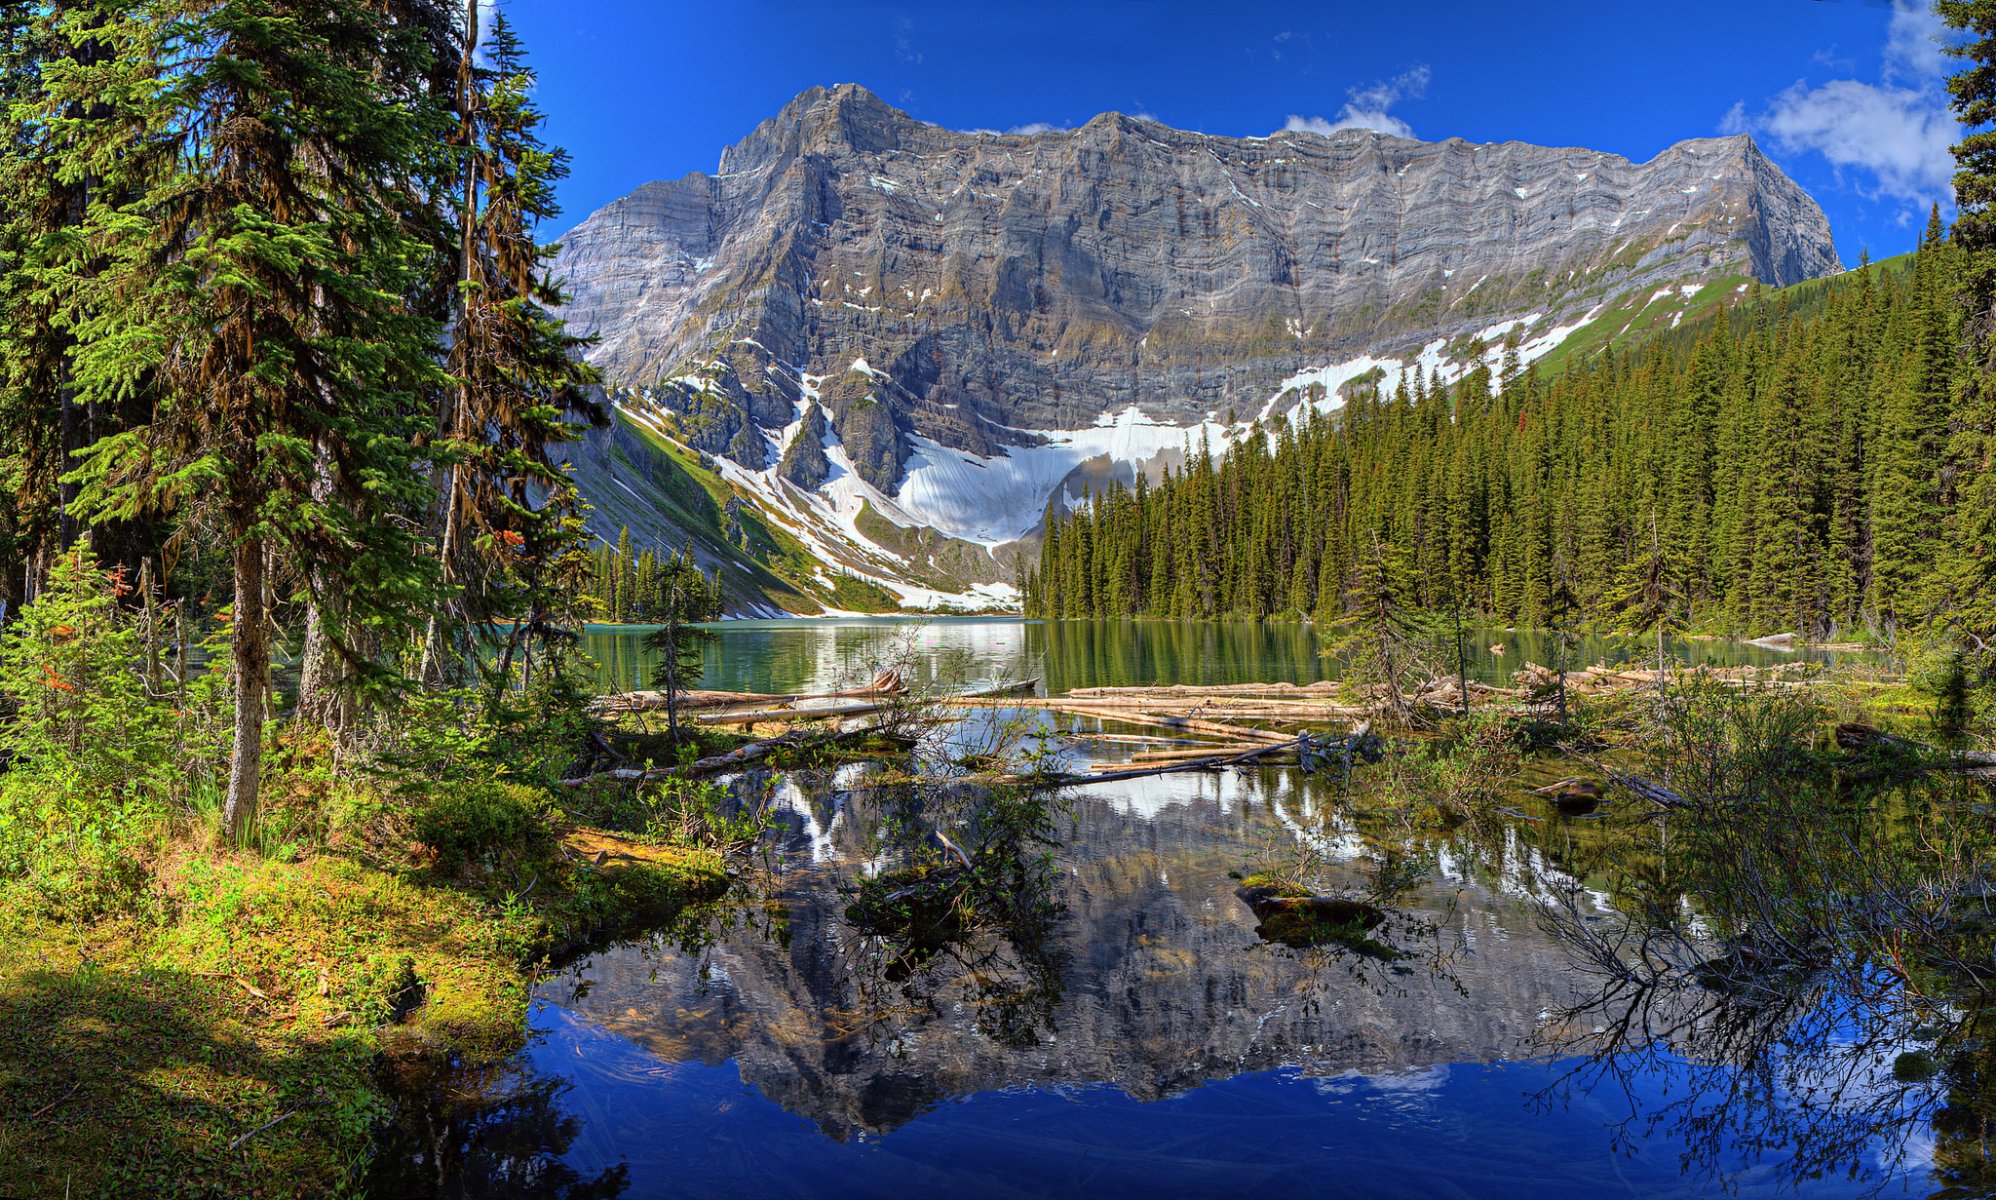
left=1609, top=771, right=1690, bottom=810
left=1835, top=722, right=1996, bottom=772
left=1835, top=722, right=1923, bottom=753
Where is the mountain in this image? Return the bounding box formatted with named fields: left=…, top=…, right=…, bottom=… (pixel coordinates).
left=553, top=83, right=1842, bottom=614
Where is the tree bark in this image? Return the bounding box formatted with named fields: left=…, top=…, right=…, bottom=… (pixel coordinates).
left=224, top=531, right=268, bottom=844
left=422, top=0, right=483, bottom=686
left=298, top=445, right=348, bottom=732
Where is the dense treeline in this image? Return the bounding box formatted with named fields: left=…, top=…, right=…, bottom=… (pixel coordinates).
left=587, top=525, right=721, bottom=625
left=0, top=2, right=602, bottom=837
left=1028, top=218, right=1996, bottom=654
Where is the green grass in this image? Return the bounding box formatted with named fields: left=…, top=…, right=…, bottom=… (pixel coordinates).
left=0, top=791, right=728, bottom=1199
left=588, top=411, right=826, bottom=613
left=825, top=572, right=902, bottom=613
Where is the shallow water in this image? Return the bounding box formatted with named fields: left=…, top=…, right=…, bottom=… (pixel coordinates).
left=387, top=620, right=1942, bottom=1199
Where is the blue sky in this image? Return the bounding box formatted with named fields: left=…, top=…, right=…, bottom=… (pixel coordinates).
left=499, top=0, right=1959, bottom=267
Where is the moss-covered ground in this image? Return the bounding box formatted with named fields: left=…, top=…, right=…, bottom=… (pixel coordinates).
left=0, top=788, right=727, bottom=1199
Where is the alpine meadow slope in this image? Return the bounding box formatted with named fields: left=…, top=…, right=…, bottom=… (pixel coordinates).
left=553, top=83, right=1842, bottom=614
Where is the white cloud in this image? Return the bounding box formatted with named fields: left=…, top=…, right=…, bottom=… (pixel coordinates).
left=1764, top=79, right=1948, bottom=202
left=1884, top=0, right=1949, bottom=83
left=894, top=17, right=922, bottom=65
left=1761, top=79, right=1956, bottom=205
left=1005, top=122, right=1064, bottom=136
left=1282, top=65, right=1430, bottom=140
left=1719, top=100, right=1750, bottom=136
left=1727, top=2, right=1955, bottom=213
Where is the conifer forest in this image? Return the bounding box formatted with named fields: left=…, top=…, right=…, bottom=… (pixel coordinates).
left=1029, top=221, right=1996, bottom=651
left=4, top=3, right=1996, bottom=1198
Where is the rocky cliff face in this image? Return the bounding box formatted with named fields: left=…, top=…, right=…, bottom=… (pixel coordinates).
left=554, top=84, right=1841, bottom=609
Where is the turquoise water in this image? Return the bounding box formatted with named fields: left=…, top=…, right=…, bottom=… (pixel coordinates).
left=581, top=617, right=1866, bottom=696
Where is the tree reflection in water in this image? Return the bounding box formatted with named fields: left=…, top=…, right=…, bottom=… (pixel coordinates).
left=1528, top=684, right=1996, bottom=1195
left=837, top=772, right=1070, bottom=1050
left=372, top=903, right=747, bottom=1199
left=369, top=1053, right=632, bottom=1200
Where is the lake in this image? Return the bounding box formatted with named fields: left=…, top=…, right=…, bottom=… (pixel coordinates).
left=381, top=619, right=1946, bottom=1199
left=581, top=616, right=1869, bottom=696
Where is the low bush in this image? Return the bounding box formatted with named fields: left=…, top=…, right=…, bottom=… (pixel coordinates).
left=412, top=779, right=552, bottom=875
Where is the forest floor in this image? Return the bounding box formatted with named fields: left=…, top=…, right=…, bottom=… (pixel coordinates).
left=0, top=768, right=732, bottom=1199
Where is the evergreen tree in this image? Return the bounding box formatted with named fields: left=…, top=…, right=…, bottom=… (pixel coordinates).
left=1942, top=0, right=1996, bottom=666
left=644, top=547, right=724, bottom=748
left=420, top=6, right=604, bottom=683
left=62, top=0, right=447, bottom=841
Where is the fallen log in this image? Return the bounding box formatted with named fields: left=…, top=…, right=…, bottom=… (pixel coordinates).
left=1608, top=770, right=1690, bottom=810
left=1022, top=698, right=1370, bottom=728
left=698, top=697, right=892, bottom=727
left=708, top=677, right=1040, bottom=727
left=1836, top=722, right=1924, bottom=753
left=1059, top=738, right=1304, bottom=786
left=1066, top=681, right=1344, bottom=699
left=590, top=669, right=910, bottom=717
left=1108, top=713, right=1297, bottom=744
left=1836, top=722, right=1996, bottom=768
left=1057, top=733, right=1220, bottom=748
left=557, top=726, right=882, bottom=787
left=1123, top=744, right=1269, bottom=763
left=994, top=701, right=1301, bottom=743
left=590, top=689, right=786, bottom=716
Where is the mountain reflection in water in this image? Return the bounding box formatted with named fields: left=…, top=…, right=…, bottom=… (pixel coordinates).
left=384, top=757, right=1959, bottom=1199
left=381, top=622, right=1965, bottom=1199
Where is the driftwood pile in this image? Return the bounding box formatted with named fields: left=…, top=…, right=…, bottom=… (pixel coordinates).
left=1512, top=659, right=1819, bottom=698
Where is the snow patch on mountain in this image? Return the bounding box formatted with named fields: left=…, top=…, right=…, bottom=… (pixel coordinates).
left=1263, top=301, right=1618, bottom=418
left=615, top=396, right=1019, bottom=612
left=897, top=406, right=1232, bottom=546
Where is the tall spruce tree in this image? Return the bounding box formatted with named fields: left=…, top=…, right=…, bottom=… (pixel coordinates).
left=62, top=0, right=447, bottom=840
left=1942, top=0, right=1996, bottom=665
left=644, top=547, right=724, bottom=747
left=420, top=4, right=603, bottom=684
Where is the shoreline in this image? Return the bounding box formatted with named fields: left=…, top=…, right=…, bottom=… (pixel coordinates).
left=0, top=817, right=728, bottom=1197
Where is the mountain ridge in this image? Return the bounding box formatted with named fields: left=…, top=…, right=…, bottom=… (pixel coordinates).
left=553, top=83, right=1843, bottom=614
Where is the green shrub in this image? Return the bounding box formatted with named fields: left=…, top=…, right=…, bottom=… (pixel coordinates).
left=413, top=780, right=551, bottom=874
left=0, top=542, right=196, bottom=906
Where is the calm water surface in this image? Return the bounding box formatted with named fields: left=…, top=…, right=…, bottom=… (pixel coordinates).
left=391, top=620, right=1944, bottom=1199
left=581, top=617, right=1867, bottom=696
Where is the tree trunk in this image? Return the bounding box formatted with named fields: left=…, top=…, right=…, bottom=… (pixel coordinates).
left=663, top=624, right=681, bottom=747
left=1554, top=629, right=1569, bottom=727
left=298, top=444, right=351, bottom=733
left=1454, top=608, right=1469, bottom=719
left=298, top=600, right=346, bottom=730
left=224, top=532, right=268, bottom=844
left=423, top=0, right=483, bottom=686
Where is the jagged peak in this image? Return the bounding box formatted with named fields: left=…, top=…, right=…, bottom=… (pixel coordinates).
left=719, top=83, right=921, bottom=173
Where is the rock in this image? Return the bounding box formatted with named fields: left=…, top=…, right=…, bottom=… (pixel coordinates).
left=553, top=84, right=1842, bottom=574
left=1554, top=794, right=1600, bottom=817
left=776, top=405, right=833, bottom=489
left=1746, top=632, right=1799, bottom=650
left=1532, top=777, right=1604, bottom=816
